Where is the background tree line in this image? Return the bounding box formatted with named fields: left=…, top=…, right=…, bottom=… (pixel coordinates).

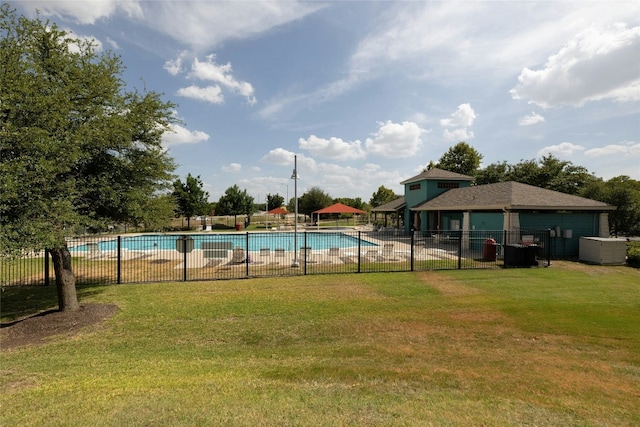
left=432, top=142, right=640, bottom=236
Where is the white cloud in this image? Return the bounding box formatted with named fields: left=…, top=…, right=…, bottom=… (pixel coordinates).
left=443, top=128, right=474, bottom=142
left=440, top=103, right=476, bottom=128
left=298, top=135, right=366, bottom=160
left=163, top=52, right=186, bottom=76
left=64, top=30, right=102, bottom=53
left=162, top=124, right=210, bottom=147
left=537, top=142, right=585, bottom=157
left=365, top=121, right=425, bottom=158
left=440, top=104, right=476, bottom=142
left=222, top=163, right=242, bottom=172
left=584, top=142, right=640, bottom=157
left=176, top=85, right=224, bottom=104
left=106, top=37, right=119, bottom=50
left=511, top=24, right=640, bottom=107
left=141, top=2, right=324, bottom=51
left=20, top=0, right=143, bottom=24
left=519, top=112, right=545, bottom=126
left=169, top=54, right=256, bottom=105
left=190, top=55, right=256, bottom=105
left=261, top=148, right=296, bottom=165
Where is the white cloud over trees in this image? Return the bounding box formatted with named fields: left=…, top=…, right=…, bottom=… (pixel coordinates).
left=365, top=121, right=425, bottom=158
left=511, top=24, right=640, bottom=107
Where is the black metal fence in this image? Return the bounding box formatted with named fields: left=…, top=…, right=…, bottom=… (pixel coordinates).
left=1, top=229, right=551, bottom=286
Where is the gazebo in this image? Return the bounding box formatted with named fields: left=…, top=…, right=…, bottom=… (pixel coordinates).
left=266, top=206, right=288, bottom=228
left=312, top=203, right=367, bottom=227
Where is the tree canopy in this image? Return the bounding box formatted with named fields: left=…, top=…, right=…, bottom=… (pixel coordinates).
left=216, top=185, right=254, bottom=225
left=293, top=187, right=333, bottom=217
left=266, top=193, right=285, bottom=211
left=370, top=186, right=400, bottom=207
left=475, top=155, right=597, bottom=195
left=172, top=174, right=209, bottom=229
left=0, top=5, right=177, bottom=310
left=435, top=142, right=482, bottom=176
left=581, top=176, right=640, bottom=236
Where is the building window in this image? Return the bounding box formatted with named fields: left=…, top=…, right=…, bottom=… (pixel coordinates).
left=437, top=182, right=459, bottom=189
left=409, top=183, right=421, bottom=191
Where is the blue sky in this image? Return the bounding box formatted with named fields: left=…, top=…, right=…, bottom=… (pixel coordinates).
left=13, top=1, right=640, bottom=203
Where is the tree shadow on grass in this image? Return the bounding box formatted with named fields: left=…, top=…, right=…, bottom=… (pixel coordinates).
left=1, top=281, right=111, bottom=323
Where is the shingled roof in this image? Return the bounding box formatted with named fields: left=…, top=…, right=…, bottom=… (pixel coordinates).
left=412, top=181, right=614, bottom=211
left=400, top=168, right=474, bottom=185
left=371, top=197, right=406, bottom=212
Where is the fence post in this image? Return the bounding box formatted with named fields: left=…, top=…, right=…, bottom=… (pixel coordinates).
left=303, top=232, right=308, bottom=275
left=44, top=249, right=50, bottom=286
left=245, top=232, right=250, bottom=277
left=357, top=231, right=362, bottom=273
left=457, top=229, right=463, bottom=269
left=182, top=235, right=188, bottom=282
left=546, top=229, right=551, bottom=267
left=410, top=230, right=415, bottom=271
left=117, top=236, right=122, bottom=284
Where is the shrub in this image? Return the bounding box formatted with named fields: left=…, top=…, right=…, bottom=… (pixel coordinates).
left=627, top=242, right=640, bottom=268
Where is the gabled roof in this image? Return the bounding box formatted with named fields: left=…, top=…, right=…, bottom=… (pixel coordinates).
left=267, top=207, right=288, bottom=214
left=314, top=202, right=367, bottom=215
left=371, top=197, right=406, bottom=212
left=400, top=168, right=474, bottom=185
left=412, top=181, right=614, bottom=211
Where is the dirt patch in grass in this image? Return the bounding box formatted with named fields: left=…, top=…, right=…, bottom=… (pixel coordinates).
left=552, top=259, right=638, bottom=275
left=416, top=271, right=481, bottom=296
left=1, top=303, right=119, bottom=350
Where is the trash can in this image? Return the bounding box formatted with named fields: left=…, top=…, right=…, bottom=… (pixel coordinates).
left=504, top=244, right=539, bottom=267
left=482, top=238, right=497, bottom=261
left=235, top=223, right=243, bottom=231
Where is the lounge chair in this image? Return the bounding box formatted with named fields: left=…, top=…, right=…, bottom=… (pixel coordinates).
left=274, top=248, right=286, bottom=263
left=86, top=242, right=105, bottom=259
left=379, top=244, right=402, bottom=261
left=202, top=241, right=233, bottom=266
left=328, top=247, right=340, bottom=256
left=228, top=247, right=247, bottom=264
left=253, top=248, right=271, bottom=265
left=299, top=247, right=318, bottom=263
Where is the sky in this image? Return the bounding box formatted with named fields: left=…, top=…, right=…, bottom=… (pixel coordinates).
left=12, top=1, right=640, bottom=204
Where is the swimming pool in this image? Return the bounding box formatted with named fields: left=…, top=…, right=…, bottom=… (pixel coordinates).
left=71, top=232, right=377, bottom=252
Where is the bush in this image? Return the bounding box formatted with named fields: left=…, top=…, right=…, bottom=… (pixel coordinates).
left=627, top=242, right=640, bottom=268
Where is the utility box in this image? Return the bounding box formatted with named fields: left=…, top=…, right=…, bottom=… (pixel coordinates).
left=579, top=237, right=627, bottom=265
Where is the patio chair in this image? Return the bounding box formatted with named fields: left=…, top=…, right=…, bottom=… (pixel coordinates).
left=229, top=247, right=247, bottom=264
left=328, top=247, right=342, bottom=258
left=273, top=248, right=286, bottom=264
left=86, top=242, right=105, bottom=259
left=299, top=247, right=318, bottom=263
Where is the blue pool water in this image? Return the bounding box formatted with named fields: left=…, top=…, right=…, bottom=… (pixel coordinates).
left=71, top=232, right=376, bottom=252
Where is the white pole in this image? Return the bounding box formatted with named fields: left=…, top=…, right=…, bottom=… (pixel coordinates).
left=292, top=155, right=299, bottom=267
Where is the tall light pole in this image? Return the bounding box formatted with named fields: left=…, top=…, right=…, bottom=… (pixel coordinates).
left=290, top=155, right=299, bottom=267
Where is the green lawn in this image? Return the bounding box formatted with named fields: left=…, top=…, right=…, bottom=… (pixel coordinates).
left=1, top=262, right=639, bottom=426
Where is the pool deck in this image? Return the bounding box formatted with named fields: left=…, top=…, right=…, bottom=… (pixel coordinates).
left=73, top=230, right=462, bottom=268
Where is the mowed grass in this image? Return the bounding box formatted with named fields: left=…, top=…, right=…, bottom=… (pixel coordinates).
left=1, top=262, right=639, bottom=426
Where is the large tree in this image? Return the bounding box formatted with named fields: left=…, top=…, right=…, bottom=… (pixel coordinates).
left=266, top=193, right=285, bottom=210
left=369, top=185, right=400, bottom=207
left=581, top=176, right=640, bottom=236
left=295, top=186, right=333, bottom=217
left=172, top=174, right=209, bottom=229
left=216, top=185, right=254, bottom=226
left=436, top=142, right=483, bottom=176
left=0, top=5, right=177, bottom=310
left=509, top=155, right=595, bottom=195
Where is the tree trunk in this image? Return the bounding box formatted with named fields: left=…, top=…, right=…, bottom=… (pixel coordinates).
left=49, top=246, right=80, bottom=311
